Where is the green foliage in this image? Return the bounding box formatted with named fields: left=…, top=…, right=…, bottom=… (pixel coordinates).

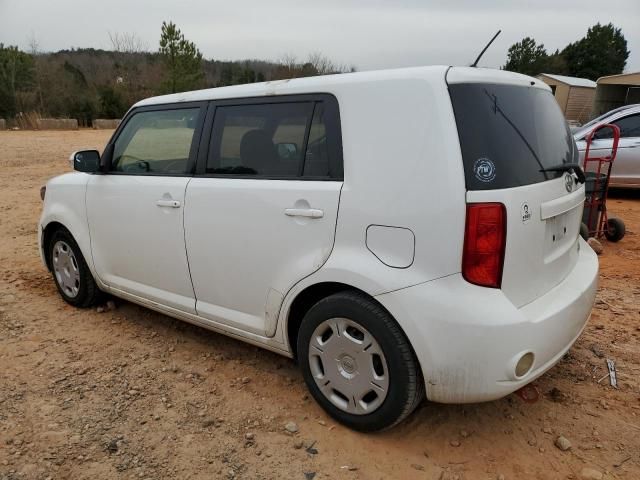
left=544, top=50, right=569, bottom=76
left=502, top=37, right=549, bottom=76
left=98, top=86, right=126, bottom=118
left=217, top=61, right=267, bottom=87
left=503, top=23, right=629, bottom=80
left=63, top=61, right=88, bottom=87
left=562, top=23, right=629, bottom=80
left=159, top=21, right=204, bottom=93
left=0, top=44, right=35, bottom=117
left=0, top=25, right=351, bottom=123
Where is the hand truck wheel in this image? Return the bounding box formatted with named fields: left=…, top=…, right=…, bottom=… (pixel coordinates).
left=604, top=217, right=625, bottom=242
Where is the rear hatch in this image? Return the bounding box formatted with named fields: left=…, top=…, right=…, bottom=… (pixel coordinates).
left=447, top=69, right=584, bottom=308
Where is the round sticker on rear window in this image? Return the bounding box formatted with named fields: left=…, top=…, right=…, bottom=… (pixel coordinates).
left=473, top=158, right=496, bottom=183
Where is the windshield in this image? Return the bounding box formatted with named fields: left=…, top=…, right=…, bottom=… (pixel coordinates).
left=449, top=83, right=578, bottom=190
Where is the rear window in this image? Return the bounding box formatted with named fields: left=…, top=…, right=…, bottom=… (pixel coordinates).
left=449, top=83, right=578, bottom=190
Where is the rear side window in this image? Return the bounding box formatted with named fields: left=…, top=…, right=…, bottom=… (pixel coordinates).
left=112, top=108, right=201, bottom=174
left=594, top=113, right=640, bottom=139
left=449, top=83, right=578, bottom=190
left=206, top=99, right=342, bottom=179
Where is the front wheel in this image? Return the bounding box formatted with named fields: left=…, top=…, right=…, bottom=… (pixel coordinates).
left=49, top=229, right=102, bottom=307
left=297, top=291, right=423, bottom=431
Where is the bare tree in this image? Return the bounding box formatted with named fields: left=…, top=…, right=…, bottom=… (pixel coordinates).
left=308, top=52, right=335, bottom=75
left=27, top=31, right=45, bottom=112
left=277, top=53, right=299, bottom=78
left=307, top=52, right=355, bottom=75
left=108, top=32, right=149, bottom=54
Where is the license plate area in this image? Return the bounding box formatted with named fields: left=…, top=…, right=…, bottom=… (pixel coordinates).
left=544, top=209, right=579, bottom=263
left=548, top=213, right=569, bottom=243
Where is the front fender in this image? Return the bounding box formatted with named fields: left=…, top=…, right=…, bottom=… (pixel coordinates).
left=39, top=173, right=97, bottom=280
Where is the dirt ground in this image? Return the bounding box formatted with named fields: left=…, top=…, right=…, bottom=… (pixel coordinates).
left=0, top=130, right=639, bottom=480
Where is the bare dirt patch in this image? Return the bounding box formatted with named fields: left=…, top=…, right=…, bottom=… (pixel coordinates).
left=1, top=130, right=639, bottom=479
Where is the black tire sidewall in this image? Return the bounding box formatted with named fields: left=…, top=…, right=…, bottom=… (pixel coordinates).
left=49, top=229, right=94, bottom=307
left=605, top=217, right=625, bottom=242
left=580, top=222, right=589, bottom=241
left=297, top=292, right=419, bottom=432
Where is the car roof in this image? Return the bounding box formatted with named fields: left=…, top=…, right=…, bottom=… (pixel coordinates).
left=133, top=66, right=547, bottom=108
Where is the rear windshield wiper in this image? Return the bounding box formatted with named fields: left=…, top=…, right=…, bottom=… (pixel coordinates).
left=540, top=163, right=586, bottom=184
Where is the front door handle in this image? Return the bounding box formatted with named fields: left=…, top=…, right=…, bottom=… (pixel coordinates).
left=284, top=208, right=324, bottom=218
left=156, top=199, right=181, bottom=208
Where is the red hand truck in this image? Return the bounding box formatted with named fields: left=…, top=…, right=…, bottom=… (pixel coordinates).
left=581, top=123, right=625, bottom=242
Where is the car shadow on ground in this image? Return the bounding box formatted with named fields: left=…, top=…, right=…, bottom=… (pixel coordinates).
left=609, top=188, right=640, bottom=200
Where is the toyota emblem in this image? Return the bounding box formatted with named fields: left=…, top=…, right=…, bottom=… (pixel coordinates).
left=564, top=173, right=574, bottom=193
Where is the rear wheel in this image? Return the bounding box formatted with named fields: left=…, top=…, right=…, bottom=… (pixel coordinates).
left=49, top=229, right=101, bottom=307
left=297, top=291, right=423, bottom=431
left=604, top=217, right=625, bottom=242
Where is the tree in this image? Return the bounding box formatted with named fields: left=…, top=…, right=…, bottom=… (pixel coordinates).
left=0, top=44, right=35, bottom=117
left=158, top=21, right=204, bottom=93
left=544, top=49, right=569, bottom=76
left=562, top=23, right=629, bottom=80
left=98, top=85, right=126, bottom=118
left=109, top=31, right=148, bottom=54
left=502, top=37, right=549, bottom=76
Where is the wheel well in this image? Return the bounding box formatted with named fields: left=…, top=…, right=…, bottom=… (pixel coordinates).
left=42, top=222, right=68, bottom=270
left=287, top=282, right=368, bottom=359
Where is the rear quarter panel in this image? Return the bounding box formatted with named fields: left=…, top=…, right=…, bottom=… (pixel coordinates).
left=320, top=70, right=467, bottom=294
left=276, top=69, right=468, bottom=348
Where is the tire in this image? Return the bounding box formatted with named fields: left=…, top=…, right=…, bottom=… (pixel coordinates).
left=297, top=291, right=423, bottom=432
left=604, top=217, right=625, bottom=242
left=579, top=222, right=589, bottom=241
left=49, top=228, right=102, bottom=308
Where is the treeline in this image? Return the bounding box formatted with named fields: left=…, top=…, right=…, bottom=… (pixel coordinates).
left=503, top=23, right=629, bottom=80
left=0, top=22, right=354, bottom=125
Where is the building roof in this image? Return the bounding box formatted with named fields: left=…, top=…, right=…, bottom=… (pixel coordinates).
left=597, top=72, right=640, bottom=85
left=538, top=73, right=597, bottom=88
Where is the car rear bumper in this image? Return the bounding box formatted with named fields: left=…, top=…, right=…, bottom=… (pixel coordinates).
left=375, top=237, right=598, bottom=403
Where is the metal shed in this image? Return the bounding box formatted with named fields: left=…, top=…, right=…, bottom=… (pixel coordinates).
left=592, top=72, right=640, bottom=117
left=536, top=73, right=596, bottom=124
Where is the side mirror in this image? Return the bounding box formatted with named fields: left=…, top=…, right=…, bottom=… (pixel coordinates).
left=70, top=150, right=101, bottom=173
left=277, top=143, right=298, bottom=159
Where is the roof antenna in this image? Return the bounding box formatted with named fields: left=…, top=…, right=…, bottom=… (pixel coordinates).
left=471, top=30, right=501, bottom=68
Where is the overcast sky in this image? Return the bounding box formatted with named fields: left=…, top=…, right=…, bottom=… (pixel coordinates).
left=1, top=0, right=638, bottom=73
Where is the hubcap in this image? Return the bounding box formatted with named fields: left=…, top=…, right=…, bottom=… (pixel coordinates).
left=52, top=240, right=80, bottom=298
left=308, top=318, right=389, bottom=415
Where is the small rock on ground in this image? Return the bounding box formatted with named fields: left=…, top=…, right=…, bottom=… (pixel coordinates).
left=587, top=237, right=603, bottom=255
left=555, top=435, right=572, bottom=451
left=284, top=421, right=298, bottom=434
left=580, top=468, right=603, bottom=480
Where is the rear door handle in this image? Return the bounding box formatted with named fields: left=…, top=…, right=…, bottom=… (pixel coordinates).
left=156, top=199, right=181, bottom=208
left=284, top=208, right=324, bottom=218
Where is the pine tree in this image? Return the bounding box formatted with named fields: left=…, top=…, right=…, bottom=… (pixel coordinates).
left=159, top=21, right=204, bottom=93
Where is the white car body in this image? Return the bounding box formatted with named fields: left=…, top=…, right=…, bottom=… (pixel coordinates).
left=39, top=66, right=598, bottom=407
left=574, top=104, right=640, bottom=188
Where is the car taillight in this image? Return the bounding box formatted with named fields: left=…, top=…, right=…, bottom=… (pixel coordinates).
left=462, top=202, right=506, bottom=288
left=40, top=185, right=46, bottom=201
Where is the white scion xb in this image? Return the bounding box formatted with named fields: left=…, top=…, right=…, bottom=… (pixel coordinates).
left=39, top=66, right=598, bottom=431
